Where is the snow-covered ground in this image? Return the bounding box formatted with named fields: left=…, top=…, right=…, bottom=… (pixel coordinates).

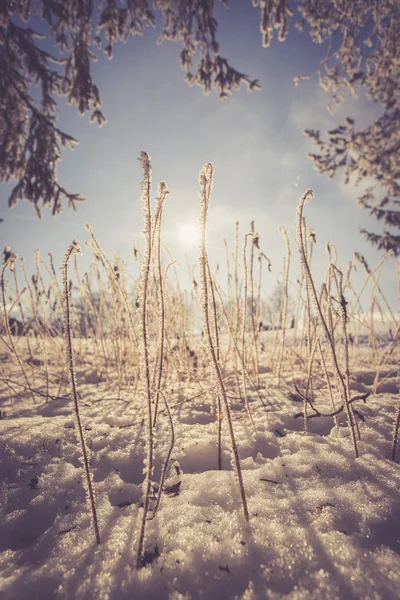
left=1, top=344, right=400, bottom=600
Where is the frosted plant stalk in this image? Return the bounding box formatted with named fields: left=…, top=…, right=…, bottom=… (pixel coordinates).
left=199, top=163, right=249, bottom=522
left=136, top=151, right=155, bottom=567
left=62, top=240, right=101, bottom=545
left=241, top=232, right=256, bottom=427
left=296, top=189, right=359, bottom=458
left=249, top=221, right=260, bottom=386
left=277, top=227, right=290, bottom=386
left=150, top=388, right=174, bottom=517
left=151, top=183, right=169, bottom=426
left=1, top=252, right=35, bottom=404
left=391, top=406, right=400, bottom=462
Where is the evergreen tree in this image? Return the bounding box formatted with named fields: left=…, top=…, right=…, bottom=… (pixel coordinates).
left=1, top=1, right=399, bottom=254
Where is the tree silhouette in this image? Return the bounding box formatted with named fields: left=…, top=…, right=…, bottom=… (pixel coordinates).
left=1, top=1, right=399, bottom=254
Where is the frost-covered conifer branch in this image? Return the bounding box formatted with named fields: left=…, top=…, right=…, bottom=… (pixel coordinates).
left=1, top=1, right=258, bottom=214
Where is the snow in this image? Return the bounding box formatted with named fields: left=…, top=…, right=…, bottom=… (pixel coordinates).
left=1, top=340, right=400, bottom=600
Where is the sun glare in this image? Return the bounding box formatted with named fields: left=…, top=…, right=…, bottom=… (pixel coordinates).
left=177, top=222, right=200, bottom=246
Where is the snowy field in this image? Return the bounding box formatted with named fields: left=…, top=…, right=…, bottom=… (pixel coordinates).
left=1, top=337, right=400, bottom=600
left=1, top=195, right=399, bottom=599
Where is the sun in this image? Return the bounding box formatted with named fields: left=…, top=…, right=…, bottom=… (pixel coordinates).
left=177, top=221, right=200, bottom=246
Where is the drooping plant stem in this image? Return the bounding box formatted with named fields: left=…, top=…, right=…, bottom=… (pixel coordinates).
left=152, top=183, right=169, bottom=427
left=296, top=189, right=359, bottom=459
left=199, top=162, right=249, bottom=523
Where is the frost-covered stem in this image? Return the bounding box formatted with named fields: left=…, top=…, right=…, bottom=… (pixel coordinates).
left=232, top=222, right=244, bottom=401
left=223, top=239, right=234, bottom=358
left=325, top=247, right=337, bottom=346
left=305, top=232, right=316, bottom=400
left=20, top=257, right=41, bottom=353
left=48, top=252, right=62, bottom=295
left=249, top=222, right=260, bottom=386
left=214, top=280, right=266, bottom=409
left=104, top=268, right=123, bottom=395
left=234, top=221, right=241, bottom=342
left=304, top=339, right=318, bottom=434
left=35, top=251, right=50, bottom=401
left=293, top=271, right=304, bottom=351
left=2, top=256, right=36, bottom=404
left=391, top=406, right=400, bottom=462
left=73, top=255, right=90, bottom=346
left=225, top=232, right=242, bottom=404
left=352, top=252, right=392, bottom=317
left=87, top=265, right=110, bottom=378
left=241, top=233, right=255, bottom=428
left=85, top=223, right=139, bottom=350
left=256, top=253, right=271, bottom=335
left=151, top=183, right=168, bottom=427
left=43, top=254, right=64, bottom=343
left=206, top=261, right=220, bottom=363
left=136, top=151, right=154, bottom=567
left=296, top=190, right=358, bottom=459
left=206, top=264, right=223, bottom=464
left=277, top=227, right=290, bottom=386
left=159, top=259, right=178, bottom=386
left=12, top=267, right=34, bottom=368
left=368, top=293, right=378, bottom=363
left=257, top=255, right=263, bottom=333
left=62, top=241, right=101, bottom=545
left=217, top=391, right=223, bottom=470
left=373, top=323, right=400, bottom=392
left=85, top=230, right=138, bottom=391
left=151, top=388, right=174, bottom=517
left=331, top=264, right=360, bottom=440
left=324, top=271, right=336, bottom=351
left=317, top=339, right=339, bottom=431
left=370, top=268, right=397, bottom=328
left=199, top=163, right=249, bottom=523
left=0, top=359, right=20, bottom=405
left=166, top=248, right=187, bottom=358
left=95, top=257, right=123, bottom=397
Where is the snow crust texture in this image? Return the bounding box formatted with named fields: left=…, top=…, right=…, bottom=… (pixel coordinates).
left=1, top=359, right=400, bottom=600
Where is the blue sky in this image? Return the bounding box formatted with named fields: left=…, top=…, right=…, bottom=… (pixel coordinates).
left=1, top=2, right=397, bottom=309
